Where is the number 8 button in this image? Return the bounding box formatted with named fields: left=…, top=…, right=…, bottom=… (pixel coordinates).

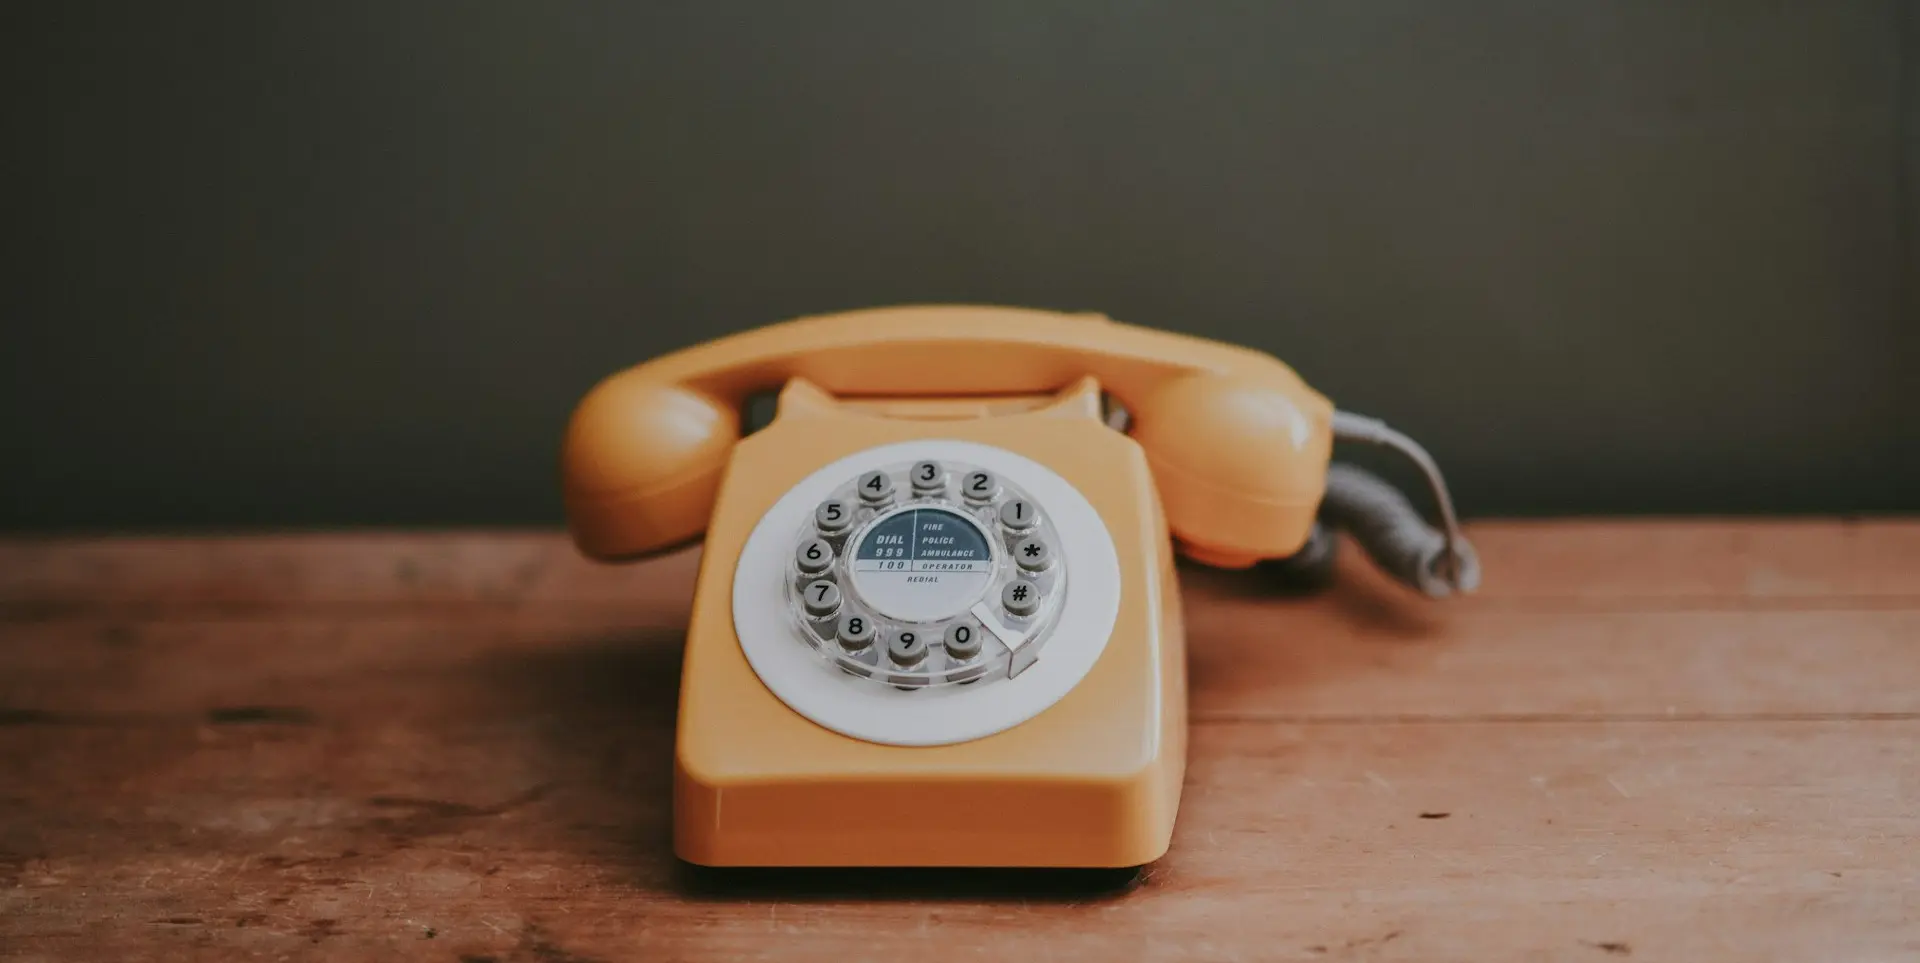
left=836, top=613, right=875, bottom=651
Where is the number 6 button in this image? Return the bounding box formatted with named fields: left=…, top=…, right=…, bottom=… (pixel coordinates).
left=795, top=538, right=834, bottom=575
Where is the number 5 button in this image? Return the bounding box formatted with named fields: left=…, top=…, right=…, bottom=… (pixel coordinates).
left=814, top=499, right=852, bottom=535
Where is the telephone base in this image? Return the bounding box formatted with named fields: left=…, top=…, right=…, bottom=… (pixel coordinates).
left=673, top=569, right=1187, bottom=868
left=669, top=378, right=1187, bottom=868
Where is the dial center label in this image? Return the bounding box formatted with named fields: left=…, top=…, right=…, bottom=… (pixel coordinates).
left=849, top=506, right=994, bottom=621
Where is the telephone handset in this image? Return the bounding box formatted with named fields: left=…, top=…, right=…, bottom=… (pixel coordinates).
left=562, top=304, right=1475, bottom=868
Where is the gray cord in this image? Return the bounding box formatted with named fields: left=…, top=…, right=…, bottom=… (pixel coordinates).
left=1325, top=412, right=1480, bottom=597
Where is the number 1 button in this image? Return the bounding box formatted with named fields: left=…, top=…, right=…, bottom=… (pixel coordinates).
left=999, top=499, right=1036, bottom=531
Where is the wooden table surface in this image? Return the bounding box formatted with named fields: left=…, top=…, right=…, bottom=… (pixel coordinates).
left=2, top=520, right=1917, bottom=962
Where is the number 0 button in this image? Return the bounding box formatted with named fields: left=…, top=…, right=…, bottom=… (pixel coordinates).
left=795, top=538, right=834, bottom=575
left=802, top=579, right=841, bottom=617
left=943, top=621, right=983, bottom=660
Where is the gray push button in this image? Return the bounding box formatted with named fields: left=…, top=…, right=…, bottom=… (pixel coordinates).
left=910, top=461, right=945, bottom=494
left=887, top=628, right=928, bottom=666
left=961, top=470, right=1000, bottom=503
left=1001, top=579, right=1040, bottom=616
left=943, top=621, right=983, bottom=660
left=1013, top=535, right=1053, bottom=572
left=814, top=499, right=854, bottom=535
left=795, top=537, right=834, bottom=575
left=857, top=470, right=895, bottom=504
left=998, top=499, right=1037, bottom=531
left=836, top=612, right=876, bottom=651
left=802, top=579, right=841, bottom=617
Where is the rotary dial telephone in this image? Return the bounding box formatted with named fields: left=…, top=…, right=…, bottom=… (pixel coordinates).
left=561, top=305, right=1476, bottom=868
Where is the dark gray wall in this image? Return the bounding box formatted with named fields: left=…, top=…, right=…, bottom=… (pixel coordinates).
left=5, top=2, right=1916, bottom=531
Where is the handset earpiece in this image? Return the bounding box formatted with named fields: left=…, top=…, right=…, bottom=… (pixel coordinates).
left=1122, top=373, right=1478, bottom=597
left=1127, top=372, right=1335, bottom=569
left=561, top=373, right=739, bottom=559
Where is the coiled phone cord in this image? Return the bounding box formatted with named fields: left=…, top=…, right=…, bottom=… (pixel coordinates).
left=1322, top=411, right=1480, bottom=598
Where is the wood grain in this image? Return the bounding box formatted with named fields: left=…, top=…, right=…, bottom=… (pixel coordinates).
left=2, top=521, right=1917, bottom=962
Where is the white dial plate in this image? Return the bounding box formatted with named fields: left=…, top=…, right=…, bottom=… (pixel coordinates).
left=732, top=439, right=1121, bottom=747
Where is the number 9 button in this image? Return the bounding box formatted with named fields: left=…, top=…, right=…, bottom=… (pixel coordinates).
left=887, top=629, right=928, bottom=666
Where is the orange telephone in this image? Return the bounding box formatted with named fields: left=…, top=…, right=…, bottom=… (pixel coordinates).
left=561, top=304, right=1475, bottom=868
